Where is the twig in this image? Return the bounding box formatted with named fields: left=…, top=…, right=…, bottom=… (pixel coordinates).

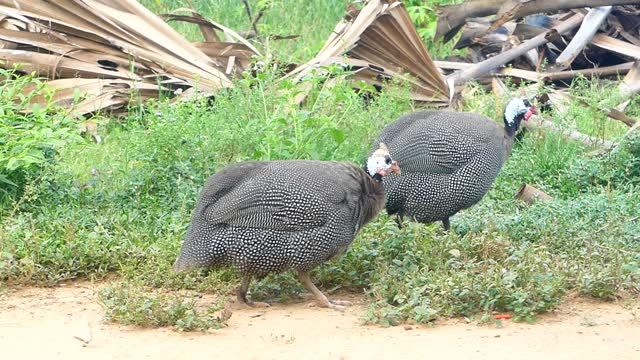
left=242, top=0, right=262, bottom=37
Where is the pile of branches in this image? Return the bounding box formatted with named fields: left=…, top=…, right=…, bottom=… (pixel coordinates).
left=436, top=1, right=640, bottom=88
left=434, top=0, right=640, bottom=149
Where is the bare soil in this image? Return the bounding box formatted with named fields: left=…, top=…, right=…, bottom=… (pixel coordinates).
left=1, top=281, right=640, bottom=360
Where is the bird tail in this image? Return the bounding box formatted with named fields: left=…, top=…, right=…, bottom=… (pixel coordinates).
left=171, top=255, right=191, bottom=273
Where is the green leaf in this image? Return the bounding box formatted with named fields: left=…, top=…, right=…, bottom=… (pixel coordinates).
left=329, top=128, right=345, bottom=144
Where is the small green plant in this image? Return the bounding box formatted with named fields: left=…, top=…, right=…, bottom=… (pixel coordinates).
left=0, top=67, right=82, bottom=204
left=405, top=0, right=463, bottom=58
left=99, top=282, right=228, bottom=332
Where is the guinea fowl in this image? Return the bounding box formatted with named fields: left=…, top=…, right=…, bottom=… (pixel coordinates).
left=173, top=144, right=399, bottom=311
left=371, top=98, right=537, bottom=230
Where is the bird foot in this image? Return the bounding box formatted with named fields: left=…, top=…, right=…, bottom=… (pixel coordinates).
left=307, top=299, right=351, bottom=311
left=244, top=300, right=271, bottom=308
left=330, top=299, right=352, bottom=306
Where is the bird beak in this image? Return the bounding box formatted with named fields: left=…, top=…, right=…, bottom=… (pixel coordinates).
left=391, top=161, right=400, bottom=175
left=524, top=105, right=538, bottom=121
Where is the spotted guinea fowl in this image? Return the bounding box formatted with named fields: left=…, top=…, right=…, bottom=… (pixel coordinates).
left=371, top=98, right=537, bottom=230
left=173, top=144, right=399, bottom=311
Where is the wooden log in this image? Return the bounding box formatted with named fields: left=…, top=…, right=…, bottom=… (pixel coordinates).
left=516, top=183, right=553, bottom=205
left=554, top=6, right=613, bottom=69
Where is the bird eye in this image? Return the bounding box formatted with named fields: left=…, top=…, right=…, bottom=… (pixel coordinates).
left=384, top=155, right=392, bottom=164
left=523, top=99, right=531, bottom=107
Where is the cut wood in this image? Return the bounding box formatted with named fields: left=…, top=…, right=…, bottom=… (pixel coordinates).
left=553, top=6, right=613, bottom=69
left=591, top=33, right=640, bottom=59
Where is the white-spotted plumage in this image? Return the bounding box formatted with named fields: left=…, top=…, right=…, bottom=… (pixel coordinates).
left=173, top=152, right=397, bottom=310
left=370, top=98, right=535, bottom=230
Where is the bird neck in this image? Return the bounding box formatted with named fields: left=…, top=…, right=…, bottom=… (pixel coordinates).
left=371, top=173, right=383, bottom=182
left=503, top=115, right=520, bottom=138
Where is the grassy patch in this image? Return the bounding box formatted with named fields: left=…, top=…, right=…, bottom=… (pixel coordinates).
left=99, top=281, right=228, bottom=331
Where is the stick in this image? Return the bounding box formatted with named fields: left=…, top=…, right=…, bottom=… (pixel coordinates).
left=526, top=114, right=618, bottom=149
left=242, top=0, right=262, bottom=37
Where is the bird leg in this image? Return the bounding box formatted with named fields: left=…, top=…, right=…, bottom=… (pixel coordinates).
left=236, top=275, right=270, bottom=308
left=442, top=218, right=450, bottom=232
left=394, top=214, right=404, bottom=229
left=297, top=271, right=351, bottom=311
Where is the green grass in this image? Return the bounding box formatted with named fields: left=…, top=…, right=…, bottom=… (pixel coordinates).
left=2, top=0, right=640, bottom=330
left=139, top=0, right=351, bottom=63
left=99, top=281, right=228, bottom=331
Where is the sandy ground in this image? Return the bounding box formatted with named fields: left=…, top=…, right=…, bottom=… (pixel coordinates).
left=1, top=282, right=640, bottom=360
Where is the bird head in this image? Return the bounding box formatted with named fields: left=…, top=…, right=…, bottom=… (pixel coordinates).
left=366, top=143, right=400, bottom=181
left=503, top=98, right=537, bottom=135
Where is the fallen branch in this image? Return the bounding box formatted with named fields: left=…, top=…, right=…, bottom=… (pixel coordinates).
left=526, top=114, right=618, bottom=149
left=591, top=33, right=640, bottom=59
left=447, top=12, right=585, bottom=86
left=436, top=61, right=635, bottom=83
left=553, top=6, right=613, bottom=69
left=547, top=89, right=637, bottom=128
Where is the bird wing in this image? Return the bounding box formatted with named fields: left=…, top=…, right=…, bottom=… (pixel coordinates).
left=200, top=161, right=354, bottom=231
left=376, top=111, right=495, bottom=174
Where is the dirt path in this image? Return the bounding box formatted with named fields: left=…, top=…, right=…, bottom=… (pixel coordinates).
left=1, top=282, right=639, bottom=360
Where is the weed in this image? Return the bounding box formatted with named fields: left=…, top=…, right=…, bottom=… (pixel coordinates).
left=99, top=281, right=228, bottom=332
left=0, top=67, right=83, bottom=205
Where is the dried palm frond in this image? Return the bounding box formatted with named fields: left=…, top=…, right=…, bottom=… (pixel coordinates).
left=0, top=0, right=260, bottom=116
